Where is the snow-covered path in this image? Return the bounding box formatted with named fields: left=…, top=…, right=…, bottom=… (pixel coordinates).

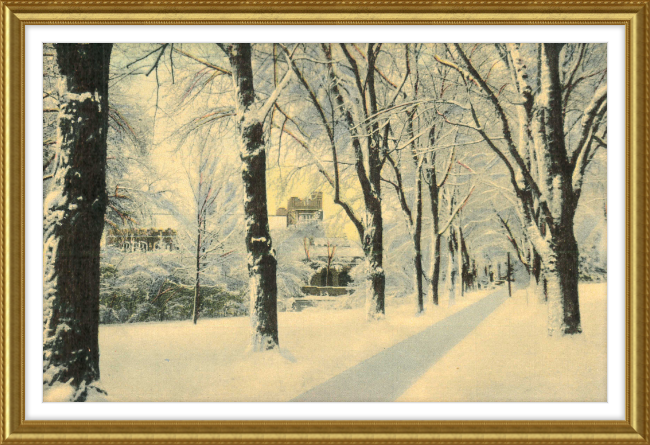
left=291, top=287, right=509, bottom=402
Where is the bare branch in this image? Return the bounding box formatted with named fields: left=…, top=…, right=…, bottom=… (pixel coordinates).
left=173, top=46, right=231, bottom=75
left=256, top=63, right=293, bottom=122
left=145, top=44, right=169, bottom=77
left=439, top=185, right=475, bottom=236
left=570, top=85, right=607, bottom=169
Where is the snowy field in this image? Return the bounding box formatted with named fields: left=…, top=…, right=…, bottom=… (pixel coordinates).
left=96, top=283, right=606, bottom=402
left=398, top=282, right=607, bottom=402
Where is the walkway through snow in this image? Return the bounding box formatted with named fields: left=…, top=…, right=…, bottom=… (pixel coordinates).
left=291, top=287, right=509, bottom=402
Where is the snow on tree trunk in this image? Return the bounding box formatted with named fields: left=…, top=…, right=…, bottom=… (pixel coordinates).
left=43, top=43, right=112, bottom=401
left=426, top=153, right=441, bottom=306
left=543, top=221, right=582, bottom=335
left=446, top=225, right=458, bottom=305
left=413, top=246, right=424, bottom=313
left=413, top=163, right=424, bottom=313
left=529, top=43, right=582, bottom=335
left=227, top=43, right=279, bottom=350
left=457, top=223, right=465, bottom=298
left=363, top=201, right=385, bottom=320
left=459, top=226, right=471, bottom=296
left=429, top=234, right=442, bottom=306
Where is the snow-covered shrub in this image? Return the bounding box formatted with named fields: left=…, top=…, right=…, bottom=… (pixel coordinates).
left=99, top=305, right=119, bottom=324
left=578, top=227, right=607, bottom=282
left=100, top=245, right=247, bottom=323
left=579, top=249, right=607, bottom=282
left=129, top=303, right=157, bottom=323
left=116, top=307, right=130, bottom=323
left=198, top=287, right=247, bottom=318
left=331, top=263, right=366, bottom=309
left=273, top=221, right=325, bottom=309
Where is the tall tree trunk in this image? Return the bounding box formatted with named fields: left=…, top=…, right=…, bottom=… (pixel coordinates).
left=458, top=227, right=471, bottom=296
left=363, top=199, right=385, bottom=320
left=454, top=223, right=463, bottom=300
left=413, top=162, right=424, bottom=313
left=43, top=43, right=112, bottom=401
left=413, top=235, right=424, bottom=312
left=458, top=224, right=469, bottom=297
left=544, top=220, right=581, bottom=334
left=507, top=252, right=512, bottom=297
left=447, top=225, right=458, bottom=304
left=364, top=44, right=386, bottom=321
left=429, top=235, right=442, bottom=306
left=227, top=43, right=279, bottom=350
left=457, top=224, right=463, bottom=298
left=531, top=43, right=582, bottom=335
left=426, top=153, right=441, bottom=306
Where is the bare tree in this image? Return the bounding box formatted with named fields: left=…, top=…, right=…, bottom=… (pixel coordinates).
left=277, top=43, right=411, bottom=320
left=222, top=43, right=292, bottom=350
left=435, top=43, right=606, bottom=334
left=178, top=133, right=238, bottom=324
left=381, top=44, right=428, bottom=313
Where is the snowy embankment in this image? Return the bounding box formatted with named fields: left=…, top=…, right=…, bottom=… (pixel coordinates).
left=97, top=290, right=491, bottom=402
left=397, top=282, right=607, bottom=402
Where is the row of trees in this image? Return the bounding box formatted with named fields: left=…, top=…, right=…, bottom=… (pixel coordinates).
left=43, top=42, right=606, bottom=400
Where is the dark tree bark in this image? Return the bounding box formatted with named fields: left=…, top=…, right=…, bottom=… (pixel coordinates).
left=458, top=226, right=470, bottom=296
left=425, top=152, right=442, bottom=306
left=429, top=234, right=442, bottom=305
left=507, top=252, right=512, bottom=297
left=446, top=223, right=458, bottom=303
left=226, top=43, right=279, bottom=350
left=531, top=44, right=582, bottom=334
left=43, top=43, right=112, bottom=401
left=364, top=198, right=386, bottom=318
left=412, top=163, right=424, bottom=313
left=408, top=107, right=425, bottom=313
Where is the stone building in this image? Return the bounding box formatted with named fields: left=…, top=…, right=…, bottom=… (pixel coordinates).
left=272, top=191, right=324, bottom=228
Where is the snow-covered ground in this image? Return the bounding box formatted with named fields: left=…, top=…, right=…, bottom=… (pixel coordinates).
left=92, top=283, right=605, bottom=402
left=397, top=282, right=607, bottom=402
left=97, top=290, right=491, bottom=402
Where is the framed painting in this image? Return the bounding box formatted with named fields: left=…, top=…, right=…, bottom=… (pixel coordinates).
left=1, top=0, right=647, bottom=443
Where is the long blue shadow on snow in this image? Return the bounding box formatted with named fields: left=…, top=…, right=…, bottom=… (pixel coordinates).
left=291, top=287, right=509, bottom=402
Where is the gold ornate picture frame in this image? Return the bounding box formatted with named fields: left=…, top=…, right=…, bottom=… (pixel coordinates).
left=2, top=1, right=647, bottom=443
